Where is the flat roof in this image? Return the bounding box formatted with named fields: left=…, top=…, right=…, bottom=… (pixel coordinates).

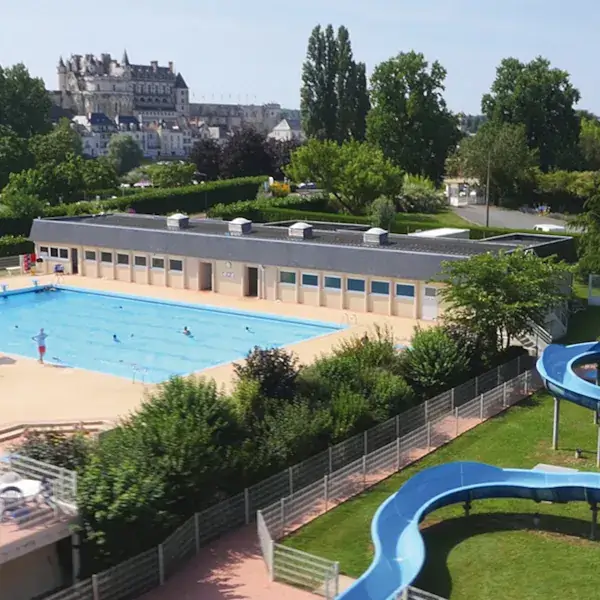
left=39, top=213, right=523, bottom=258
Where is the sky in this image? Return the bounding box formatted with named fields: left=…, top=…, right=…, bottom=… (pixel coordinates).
left=2, top=0, right=600, bottom=114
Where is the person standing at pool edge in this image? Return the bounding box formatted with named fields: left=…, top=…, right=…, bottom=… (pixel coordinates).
left=32, top=328, right=48, bottom=364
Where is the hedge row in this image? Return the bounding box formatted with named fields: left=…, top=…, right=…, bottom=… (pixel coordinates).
left=2, top=176, right=268, bottom=235
left=0, top=235, right=34, bottom=258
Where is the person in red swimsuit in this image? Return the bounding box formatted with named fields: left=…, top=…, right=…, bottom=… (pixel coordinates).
left=32, top=328, right=48, bottom=364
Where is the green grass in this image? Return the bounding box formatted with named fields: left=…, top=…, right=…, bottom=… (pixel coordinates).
left=392, top=210, right=472, bottom=232
left=284, top=395, right=600, bottom=599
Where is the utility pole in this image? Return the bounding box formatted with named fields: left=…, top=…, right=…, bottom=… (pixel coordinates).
left=485, top=150, right=491, bottom=228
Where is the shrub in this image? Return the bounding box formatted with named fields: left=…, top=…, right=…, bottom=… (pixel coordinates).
left=233, top=346, right=299, bottom=404
left=270, top=181, right=291, bottom=198
left=397, top=174, right=446, bottom=214
left=12, top=430, right=92, bottom=471
left=0, top=235, right=33, bottom=257
left=401, top=326, right=468, bottom=397
left=369, top=196, right=396, bottom=230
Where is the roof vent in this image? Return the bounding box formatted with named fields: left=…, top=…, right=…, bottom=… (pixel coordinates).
left=228, top=217, right=252, bottom=235
left=363, top=227, right=388, bottom=246
left=167, top=212, right=189, bottom=230
left=288, top=221, right=313, bottom=240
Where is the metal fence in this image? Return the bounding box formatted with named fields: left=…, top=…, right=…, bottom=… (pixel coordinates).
left=43, top=356, right=537, bottom=600
left=256, top=367, right=542, bottom=599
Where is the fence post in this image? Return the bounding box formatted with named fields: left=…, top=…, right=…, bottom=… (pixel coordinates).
left=244, top=488, right=250, bottom=525
left=503, top=382, right=508, bottom=408
left=396, top=436, right=401, bottom=470
left=395, top=414, right=400, bottom=438
left=92, top=574, right=100, bottom=600
left=524, top=371, right=529, bottom=396
left=517, top=354, right=521, bottom=374
left=279, top=498, right=285, bottom=537
left=333, top=561, right=340, bottom=598
left=362, top=455, right=367, bottom=489
left=497, top=365, right=501, bottom=386
left=194, top=513, right=200, bottom=554
left=455, top=407, right=459, bottom=437
left=479, top=393, right=484, bottom=421
left=158, top=544, right=165, bottom=585
left=475, top=375, right=479, bottom=397
left=363, top=430, right=368, bottom=455
left=450, top=387, right=455, bottom=411
left=288, top=467, right=293, bottom=496
left=423, top=400, right=429, bottom=423
left=426, top=421, right=432, bottom=450
left=324, top=475, right=329, bottom=512
left=269, top=539, right=275, bottom=581
left=328, top=446, right=333, bottom=473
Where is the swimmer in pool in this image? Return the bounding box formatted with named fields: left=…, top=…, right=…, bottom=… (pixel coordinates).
left=183, top=326, right=192, bottom=336
left=113, top=334, right=120, bottom=342
left=245, top=326, right=253, bottom=333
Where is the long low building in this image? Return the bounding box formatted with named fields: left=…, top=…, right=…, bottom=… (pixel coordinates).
left=29, top=214, right=573, bottom=321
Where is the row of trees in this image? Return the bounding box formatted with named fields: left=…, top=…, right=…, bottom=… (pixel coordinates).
left=14, top=248, right=570, bottom=572
left=300, top=26, right=596, bottom=194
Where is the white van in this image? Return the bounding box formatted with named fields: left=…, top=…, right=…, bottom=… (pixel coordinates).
left=533, top=224, right=566, bottom=233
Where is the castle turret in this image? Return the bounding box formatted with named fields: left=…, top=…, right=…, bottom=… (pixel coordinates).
left=57, top=57, right=67, bottom=91
left=122, top=49, right=129, bottom=66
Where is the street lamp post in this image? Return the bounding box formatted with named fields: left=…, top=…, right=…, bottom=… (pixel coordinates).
left=194, top=171, right=208, bottom=211
left=485, top=150, right=491, bottom=228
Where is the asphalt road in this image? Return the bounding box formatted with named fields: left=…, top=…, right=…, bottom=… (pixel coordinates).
left=453, top=204, right=567, bottom=230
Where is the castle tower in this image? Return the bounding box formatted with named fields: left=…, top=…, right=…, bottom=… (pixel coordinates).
left=57, top=57, right=67, bottom=91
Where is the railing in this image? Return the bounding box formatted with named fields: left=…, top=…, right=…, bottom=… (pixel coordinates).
left=0, top=255, right=20, bottom=270
left=42, top=356, right=535, bottom=600
left=256, top=368, right=542, bottom=599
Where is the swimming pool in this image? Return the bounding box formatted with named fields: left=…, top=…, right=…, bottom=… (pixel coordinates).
left=0, top=287, right=343, bottom=383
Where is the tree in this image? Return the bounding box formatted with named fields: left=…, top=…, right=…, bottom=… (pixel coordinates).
left=438, top=249, right=572, bottom=352
left=189, top=138, right=222, bottom=180
left=575, top=178, right=600, bottom=279
left=30, top=118, right=82, bottom=166
left=367, top=51, right=460, bottom=183
left=107, top=134, right=143, bottom=176
left=300, top=24, right=369, bottom=142
left=450, top=122, right=537, bottom=204
left=266, top=138, right=302, bottom=180
left=220, top=128, right=273, bottom=179
left=0, top=125, right=33, bottom=190
left=0, top=191, right=46, bottom=218
left=482, top=57, right=581, bottom=172
left=579, top=117, right=600, bottom=171
left=285, top=139, right=403, bottom=214
left=81, top=157, right=119, bottom=191
left=0, top=63, right=51, bottom=138
left=145, top=162, right=196, bottom=187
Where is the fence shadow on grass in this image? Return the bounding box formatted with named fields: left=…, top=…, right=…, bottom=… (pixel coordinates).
left=415, top=512, right=598, bottom=599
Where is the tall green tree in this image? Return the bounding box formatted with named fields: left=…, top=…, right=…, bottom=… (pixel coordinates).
left=574, top=177, right=600, bottom=280
left=0, top=125, right=33, bottom=190
left=438, top=250, right=571, bottom=352
left=367, top=51, right=460, bottom=183
left=301, top=24, right=369, bottom=142
left=220, top=128, right=273, bottom=179
left=448, top=122, right=537, bottom=204
left=0, top=63, right=51, bottom=138
left=107, top=134, right=143, bottom=176
left=286, top=139, right=403, bottom=214
left=482, top=57, right=581, bottom=172
left=579, top=117, right=600, bottom=171
left=30, top=118, right=82, bottom=166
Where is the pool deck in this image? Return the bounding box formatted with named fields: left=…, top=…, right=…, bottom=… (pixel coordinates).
left=0, top=274, right=430, bottom=428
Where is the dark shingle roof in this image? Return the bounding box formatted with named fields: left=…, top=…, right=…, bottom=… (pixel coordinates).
left=174, top=73, right=188, bottom=89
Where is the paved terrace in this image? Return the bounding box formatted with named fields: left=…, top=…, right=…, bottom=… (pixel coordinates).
left=0, top=275, right=426, bottom=428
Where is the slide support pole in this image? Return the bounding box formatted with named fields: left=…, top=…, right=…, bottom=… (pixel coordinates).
left=552, top=397, right=560, bottom=450
left=597, top=425, right=600, bottom=469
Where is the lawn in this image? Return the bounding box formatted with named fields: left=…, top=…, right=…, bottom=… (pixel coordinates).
left=282, top=297, right=600, bottom=600
left=392, top=209, right=472, bottom=233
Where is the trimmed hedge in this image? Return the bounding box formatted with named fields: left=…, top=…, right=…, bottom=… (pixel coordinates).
left=207, top=194, right=330, bottom=220
left=0, top=235, right=34, bottom=257
left=4, top=176, right=268, bottom=234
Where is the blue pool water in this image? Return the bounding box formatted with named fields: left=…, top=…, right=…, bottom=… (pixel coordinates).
left=0, top=287, right=342, bottom=383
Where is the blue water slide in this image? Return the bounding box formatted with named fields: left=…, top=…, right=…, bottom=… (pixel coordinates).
left=537, top=342, right=600, bottom=410
left=337, top=461, right=600, bottom=600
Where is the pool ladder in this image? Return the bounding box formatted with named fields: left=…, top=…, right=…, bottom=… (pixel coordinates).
left=131, top=364, right=148, bottom=384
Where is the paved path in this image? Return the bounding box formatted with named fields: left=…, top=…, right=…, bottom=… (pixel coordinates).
left=453, top=205, right=566, bottom=230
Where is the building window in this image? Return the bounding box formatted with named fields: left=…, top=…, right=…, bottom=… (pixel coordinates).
left=84, top=250, right=96, bottom=261
left=100, top=251, right=113, bottom=264
left=39, top=246, right=49, bottom=256
left=279, top=271, right=296, bottom=285
left=302, top=273, right=319, bottom=287
left=347, top=278, right=365, bottom=293
left=151, top=257, right=165, bottom=270
left=169, top=259, right=183, bottom=272
left=324, top=276, right=341, bottom=290
left=371, top=280, right=390, bottom=296
left=50, top=247, right=59, bottom=258
left=49, top=247, right=69, bottom=260
left=117, top=253, right=130, bottom=266
left=134, top=255, right=147, bottom=268
left=396, top=283, right=415, bottom=298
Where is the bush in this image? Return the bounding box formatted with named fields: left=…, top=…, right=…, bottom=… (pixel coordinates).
left=0, top=235, right=33, bottom=257
left=207, top=193, right=329, bottom=220
left=401, top=326, right=468, bottom=397
left=369, top=196, right=396, bottom=230
left=270, top=181, right=291, bottom=198
left=397, top=174, right=446, bottom=214
left=12, top=430, right=92, bottom=471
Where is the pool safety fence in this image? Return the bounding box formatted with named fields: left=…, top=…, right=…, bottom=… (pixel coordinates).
left=42, top=356, right=538, bottom=600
